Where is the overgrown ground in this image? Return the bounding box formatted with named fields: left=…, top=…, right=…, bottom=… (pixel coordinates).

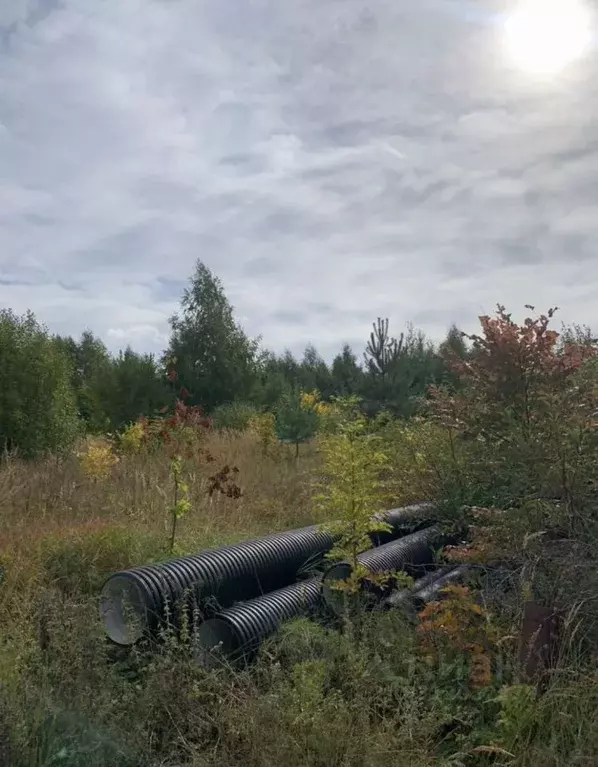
left=4, top=306, right=598, bottom=766
left=1, top=428, right=598, bottom=767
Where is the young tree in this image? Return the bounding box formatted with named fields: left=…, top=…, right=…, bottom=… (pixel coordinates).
left=274, top=388, right=318, bottom=457
left=314, top=396, right=392, bottom=627
left=363, top=317, right=403, bottom=380
left=0, top=310, right=79, bottom=457
left=165, top=261, right=260, bottom=412
left=427, top=304, right=598, bottom=522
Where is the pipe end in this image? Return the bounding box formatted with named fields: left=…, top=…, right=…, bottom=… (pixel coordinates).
left=195, top=618, right=239, bottom=669
left=99, top=575, right=148, bottom=646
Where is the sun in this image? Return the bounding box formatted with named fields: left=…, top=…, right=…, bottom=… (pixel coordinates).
left=504, top=0, right=593, bottom=75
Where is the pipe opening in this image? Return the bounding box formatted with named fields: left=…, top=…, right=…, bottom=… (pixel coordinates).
left=99, top=575, right=150, bottom=646
left=196, top=618, right=239, bottom=669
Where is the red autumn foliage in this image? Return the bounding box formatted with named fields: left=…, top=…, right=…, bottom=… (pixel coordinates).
left=136, top=369, right=242, bottom=500
left=208, top=465, right=242, bottom=499
left=431, top=304, right=598, bottom=442
left=427, top=303, right=598, bottom=547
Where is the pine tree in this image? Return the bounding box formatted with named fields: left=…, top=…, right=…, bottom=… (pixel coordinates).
left=363, top=317, right=404, bottom=380
left=331, top=343, right=363, bottom=396
left=274, top=388, right=318, bottom=457
left=362, top=318, right=442, bottom=417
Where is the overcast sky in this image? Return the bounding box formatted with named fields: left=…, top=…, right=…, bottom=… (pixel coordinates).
left=1, top=0, right=598, bottom=361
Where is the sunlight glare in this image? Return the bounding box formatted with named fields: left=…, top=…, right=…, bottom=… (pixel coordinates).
left=504, top=0, right=592, bottom=75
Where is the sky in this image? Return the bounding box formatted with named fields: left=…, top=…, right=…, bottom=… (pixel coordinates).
left=1, top=0, right=598, bottom=361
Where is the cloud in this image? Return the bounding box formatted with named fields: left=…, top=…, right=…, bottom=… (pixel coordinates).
left=1, top=0, right=598, bottom=361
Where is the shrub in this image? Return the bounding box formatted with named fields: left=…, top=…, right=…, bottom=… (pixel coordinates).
left=248, top=411, right=278, bottom=456
left=76, top=436, right=119, bottom=480
left=211, top=401, right=258, bottom=432
left=118, top=421, right=145, bottom=455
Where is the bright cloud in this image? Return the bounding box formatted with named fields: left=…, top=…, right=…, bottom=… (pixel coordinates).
left=1, top=0, right=598, bottom=360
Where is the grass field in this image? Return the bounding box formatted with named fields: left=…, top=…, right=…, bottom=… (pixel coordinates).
left=2, top=430, right=598, bottom=767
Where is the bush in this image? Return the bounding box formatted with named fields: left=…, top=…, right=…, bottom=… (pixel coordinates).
left=247, top=411, right=279, bottom=457
left=211, top=401, right=258, bottom=432
left=0, top=310, right=80, bottom=458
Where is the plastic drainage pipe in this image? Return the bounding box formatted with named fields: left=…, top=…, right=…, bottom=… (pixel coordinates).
left=99, top=525, right=335, bottom=645
left=320, top=526, right=455, bottom=614
left=99, top=504, right=438, bottom=646
left=372, top=502, right=437, bottom=545
left=384, top=567, right=451, bottom=609
left=384, top=565, right=471, bottom=612
left=410, top=564, right=471, bottom=606
left=196, top=577, right=322, bottom=668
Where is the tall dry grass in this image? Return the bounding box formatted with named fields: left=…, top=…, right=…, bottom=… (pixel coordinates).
left=3, top=429, right=598, bottom=766
left=0, top=432, right=322, bottom=744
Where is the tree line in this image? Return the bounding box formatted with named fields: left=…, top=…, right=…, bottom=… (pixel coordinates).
left=0, top=260, right=470, bottom=458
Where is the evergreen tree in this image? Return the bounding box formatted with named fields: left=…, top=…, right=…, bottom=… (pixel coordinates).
left=361, top=318, right=442, bottom=417
left=274, top=388, right=318, bottom=457
left=363, top=317, right=404, bottom=380
left=438, top=323, right=469, bottom=388
left=250, top=350, right=289, bottom=410
left=0, top=310, right=79, bottom=457
left=278, top=350, right=302, bottom=385
left=438, top=323, right=468, bottom=361
left=298, top=344, right=334, bottom=397
left=165, top=261, right=259, bottom=412
left=331, top=344, right=363, bottom=396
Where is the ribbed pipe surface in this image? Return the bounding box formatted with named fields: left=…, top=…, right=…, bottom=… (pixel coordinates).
left=372, top=502, right=437, bottom=545
left=196, top=577, right=322, bottom=668
left=384, top=567, right=453, bottom=610
left=385, top=565, right=470, bottom=611
left=410, top=565, right=470, bottom=605
left=100, top=525, right=334, bottom=645
left=321, top=526, right=454, bottom=612
left=99, top=503, right=438, bottom=645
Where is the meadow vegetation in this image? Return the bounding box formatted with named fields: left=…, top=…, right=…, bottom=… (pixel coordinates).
left=2, top=264, right=598, bottom=766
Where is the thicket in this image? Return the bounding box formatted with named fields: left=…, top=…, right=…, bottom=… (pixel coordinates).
left=0, top=310, right=80, bottom=458
left=0, top=260, right=463, bottom=459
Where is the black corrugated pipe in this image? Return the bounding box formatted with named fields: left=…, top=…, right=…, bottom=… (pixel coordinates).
left=99, top=503, right=438, bottom=646
left=321, top=525, right=458, bottom=614
left=372, top=502, right=437, bottom=545
left=99, top=525, right=334, bottom=646
left=384, top=565, right=470, bottom=610
left=196, top=577, right=322, bottom=668
left=410, top=565, right=471, bottom=607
